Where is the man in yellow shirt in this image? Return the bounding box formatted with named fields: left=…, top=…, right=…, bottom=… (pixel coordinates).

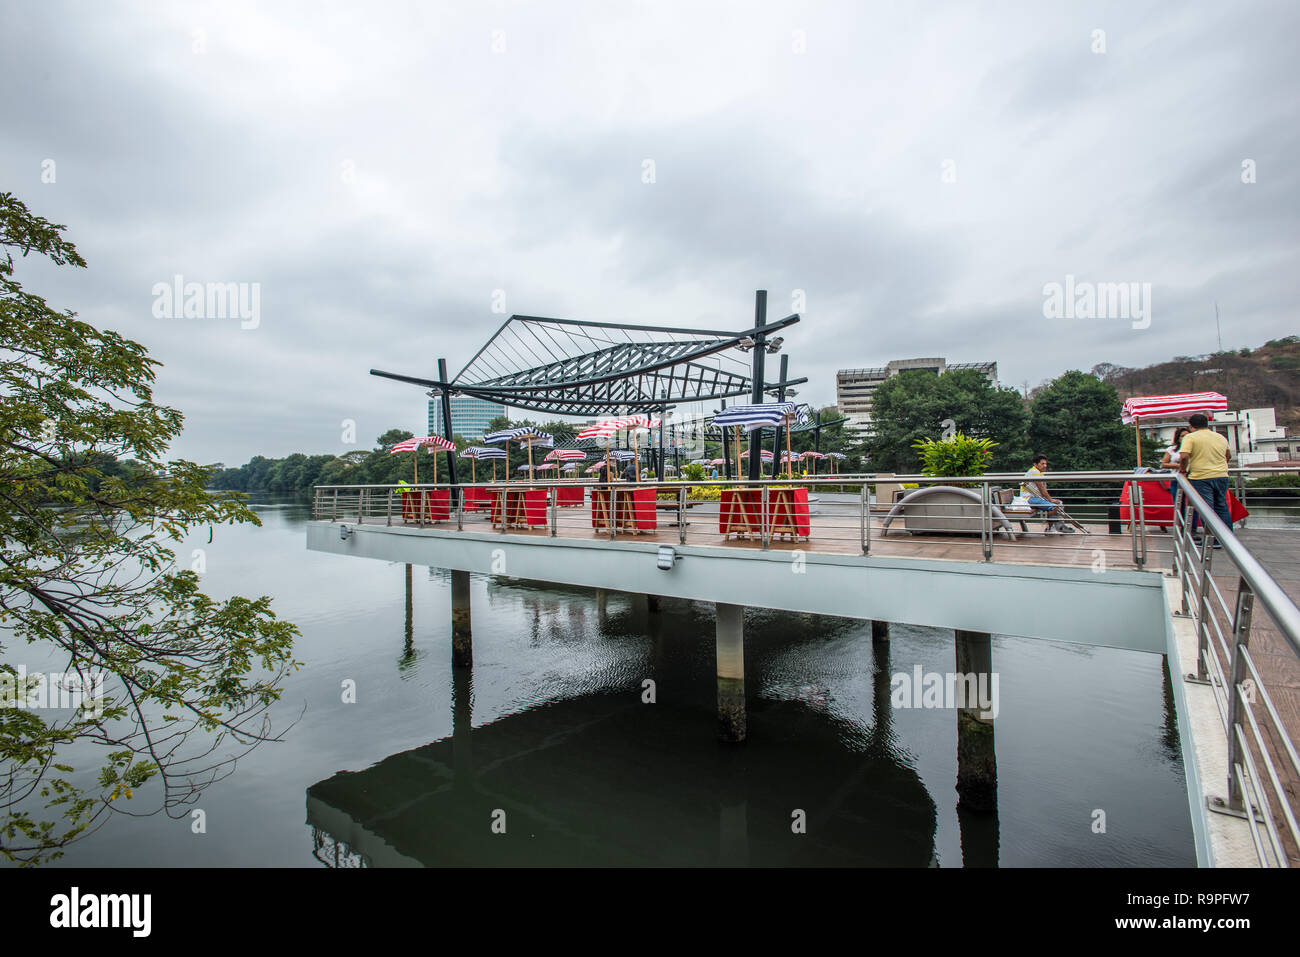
left=1178, top=413, right=1232, bottom=536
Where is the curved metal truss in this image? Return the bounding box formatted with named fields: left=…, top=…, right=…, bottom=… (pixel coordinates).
left=371, top=312, right=802, bottom=417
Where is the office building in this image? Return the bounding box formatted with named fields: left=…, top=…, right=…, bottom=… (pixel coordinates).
left=836, top=358, right=998, bottom=436
left=428, top=395, right=507, bottom=440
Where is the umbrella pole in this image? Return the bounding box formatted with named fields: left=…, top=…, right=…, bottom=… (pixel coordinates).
left=413, top=448, right=418, bottom=486
left=1135, top=423, right=1142, bottom=467
left=433, top=451, right=438, bottom=485
left=527, top=440, right=534, bottom=485
left=786, top=419, right=792, bottom=480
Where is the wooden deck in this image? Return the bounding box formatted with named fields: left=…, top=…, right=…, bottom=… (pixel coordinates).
left=382, top=498, right=1174, bottom=574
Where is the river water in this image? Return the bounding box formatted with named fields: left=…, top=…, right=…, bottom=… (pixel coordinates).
left=32, top=500, right=1193, bottom=867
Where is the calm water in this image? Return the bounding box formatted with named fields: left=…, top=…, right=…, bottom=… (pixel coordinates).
left=27, top=501, right=1193, bottom=867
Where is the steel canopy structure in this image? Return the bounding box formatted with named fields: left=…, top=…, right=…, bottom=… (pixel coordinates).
left=369, top=291, right=808, bottom=482
left=370, top=309, right=803, bottom=418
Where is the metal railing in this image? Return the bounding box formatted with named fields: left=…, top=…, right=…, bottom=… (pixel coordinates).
left=1170, top=472, right=1300, bottom=867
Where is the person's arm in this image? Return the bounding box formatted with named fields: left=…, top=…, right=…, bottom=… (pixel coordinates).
left=1178, top=435, right=1192, bottom=473
left=1160, top=449, right=1174, bottom=468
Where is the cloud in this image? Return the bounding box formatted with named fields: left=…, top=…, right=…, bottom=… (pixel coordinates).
left=2, top=0, right=1296, bottom=464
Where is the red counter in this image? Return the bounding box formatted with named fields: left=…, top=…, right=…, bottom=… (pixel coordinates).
left=399, top=489, right=450, bottom=523
left=557, top=485, right=585, bottom=507
left=591, top=486, right=657, bottom=534
left=489, top=488, right=548, bottom=529
left=463, top=486, right=493, bottom=512
left=720, top=487, right=809, bottom=540
left=1120, top=480, right=1247, bottom=530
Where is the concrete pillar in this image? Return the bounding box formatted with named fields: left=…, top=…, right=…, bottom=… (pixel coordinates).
left=871, top=619, right=890, bottom=642
left=716, top=603, right=746, bottom=742
left=647, top=595, right=660, bottom=614
left=403, top=564, right=414, bottom=657
left=954, top=629, right=997, bottom=811
left=451, top=569, right=472, bottom=669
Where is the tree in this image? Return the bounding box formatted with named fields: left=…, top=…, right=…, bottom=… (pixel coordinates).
left=864, top=369, right=1028, bottom=473
left=0, top=192, right=299, bottom=864
left=1027, top=370, right=1134, bottom=470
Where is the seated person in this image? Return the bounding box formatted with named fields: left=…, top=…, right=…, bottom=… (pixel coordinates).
left=1021, top=454, right=1075, bottom=534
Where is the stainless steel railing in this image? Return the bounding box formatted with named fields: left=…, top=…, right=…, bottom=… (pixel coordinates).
left=1170, top=472, right=1300, bottom=867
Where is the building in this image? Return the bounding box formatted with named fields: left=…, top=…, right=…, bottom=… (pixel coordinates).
left=836, top=358, right=999, bottom=436
left=427, top=395, right=507, bottom=440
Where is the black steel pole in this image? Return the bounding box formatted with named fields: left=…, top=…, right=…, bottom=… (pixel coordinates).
left=720, top=400, right=730, bottom=479
left=748, top=291, right=766, bottom=481
left=657, top=408, right=666, bottom=481
left=438, top=358, right=458, bottom=488
left=773, top=354, right=788, bottom=477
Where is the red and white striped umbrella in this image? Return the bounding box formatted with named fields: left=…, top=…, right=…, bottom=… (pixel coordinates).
left=739, top=449, right=774, bottom=461
left=389, top=435, right=456, bottom=484
left=390, top=435, right=455, bottom=453
left=1121, top=392, right=1227, bottom=424
left=545, top=448, right=588, bottom=461
left=1120, top=391, right=1228, bottom=466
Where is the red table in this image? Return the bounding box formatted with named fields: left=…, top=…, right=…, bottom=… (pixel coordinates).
left=489, top=488, right=548, bottom=529
left=591, top=486, right=657, bottom=534
left=720, top=487, right=810, bottom=541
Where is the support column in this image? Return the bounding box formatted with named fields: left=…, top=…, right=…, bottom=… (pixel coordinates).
left=403, top=564, right=414, bottom=659
left=716, top=603, right=746, bottom=742
left=871, top=619, right=890, bottom=642
left=647, top=595, right=660, bottom=614
left=954, top=629, right=997, bottom=811
left=451, top=569, right=472, bottom=669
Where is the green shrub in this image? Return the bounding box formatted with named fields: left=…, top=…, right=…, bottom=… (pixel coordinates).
left=911, top=433, right=997, bottom=486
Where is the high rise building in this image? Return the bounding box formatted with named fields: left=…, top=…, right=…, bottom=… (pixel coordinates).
left=428, top=395, right=507, bottom=440
left=836, top=358, right=998, bottom=436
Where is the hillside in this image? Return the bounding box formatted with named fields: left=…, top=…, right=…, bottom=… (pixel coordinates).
left=1092, top=336, right=1300, bottom=430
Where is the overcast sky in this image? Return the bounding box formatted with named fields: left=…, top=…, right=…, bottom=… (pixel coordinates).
left=3, top=1, right=1297, bottom=465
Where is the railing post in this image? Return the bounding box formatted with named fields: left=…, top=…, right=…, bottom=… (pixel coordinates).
left=456, top=486, right=464, bottom=531
left=609, top=487, right=617, bottom=541
left=678, top=485, right=687, bottom=545
left=387, top=489, right=393, bottom=527
left=358, top=488, right=365, bottom=523
left=549, top=485, right=557, bottom=537
left=1225, top=577, right=1255, bottom=812
left=761, top=483, right=770, bottom=550
left=980, top=482, right=992, bottom=562
left=1133, top=480, right=1147, bottom=570
left=1235, top=471, right=1248, bottom=529
left=860, top=482, right=870, bottom=555
left=1196, top=524, right=1215, bottom=680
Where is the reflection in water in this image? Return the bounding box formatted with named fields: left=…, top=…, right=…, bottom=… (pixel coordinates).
left=307, top=580, right=939, bottom=867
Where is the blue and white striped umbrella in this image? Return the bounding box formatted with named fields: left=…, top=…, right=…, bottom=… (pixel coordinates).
left=610, top=450, right=637, bottom=462
left=460, top=446, right=507, bottom=460
left=711, top=402, right=806, bottom=432
left=483, top=427, right=554, bottom=447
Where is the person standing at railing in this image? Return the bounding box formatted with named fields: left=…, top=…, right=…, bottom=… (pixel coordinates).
left=1179, top=414, right=1233, bottom=538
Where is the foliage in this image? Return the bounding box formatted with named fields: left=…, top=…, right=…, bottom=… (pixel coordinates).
left=681, top=462, right=706, bottom=482
left=1026, top=371, right=1134, bottom=471
left=0, top=192, right=300, bottom=864
left=1244, top=473, right=1300, bottom=497
left=864, top=369, right=1028, bottom=473
left=912, top=433, right=996, bottom=486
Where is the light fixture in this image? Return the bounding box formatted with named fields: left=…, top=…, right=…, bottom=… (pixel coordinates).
left=656, top=545, right=679, bottom=570
left=765, top=337, right=784, bottom=354
left=734, top=337, right=755, bottom=352
left=340, top=524, right=351, bottom=541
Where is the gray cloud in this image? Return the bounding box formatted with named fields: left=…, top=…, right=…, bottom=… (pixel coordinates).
left=2, top=0, right=1296, bottom=465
